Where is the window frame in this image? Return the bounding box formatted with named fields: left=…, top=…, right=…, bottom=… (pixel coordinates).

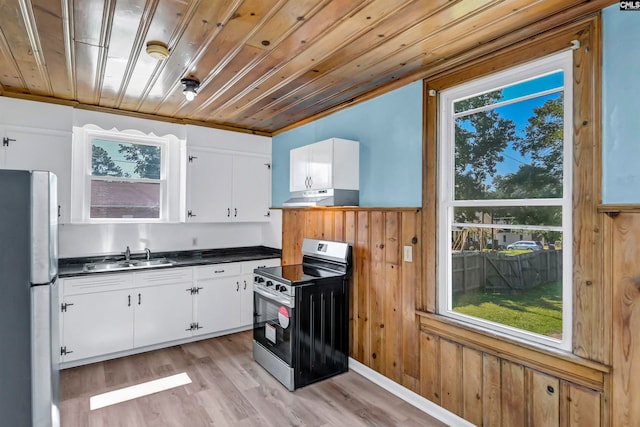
left=71, top=124, right=185, bottom=224
left=437, top=51, right=574, bottom=351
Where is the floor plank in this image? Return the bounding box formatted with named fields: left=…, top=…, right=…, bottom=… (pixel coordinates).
left=59, top=331, right=448, bottom=427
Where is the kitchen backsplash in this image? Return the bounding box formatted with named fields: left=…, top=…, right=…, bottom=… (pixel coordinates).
left=59, top=209, right=282, bottom=258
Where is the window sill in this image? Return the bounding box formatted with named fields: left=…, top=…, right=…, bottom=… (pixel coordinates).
left=417, top=310, right=609, bottom=391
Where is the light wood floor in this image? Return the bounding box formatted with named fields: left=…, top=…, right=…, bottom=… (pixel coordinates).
left=59, top=331, right=448, bottom=427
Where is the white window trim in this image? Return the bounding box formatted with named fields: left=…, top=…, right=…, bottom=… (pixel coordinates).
left=437, top=50, right=574, bottom=351
left=71, top=124, right=186, bottom=223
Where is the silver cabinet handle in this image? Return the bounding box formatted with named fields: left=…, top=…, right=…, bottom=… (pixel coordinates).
left=236, top=281, right=239, bottom=292
left=244, top=280, right=247, bottom=290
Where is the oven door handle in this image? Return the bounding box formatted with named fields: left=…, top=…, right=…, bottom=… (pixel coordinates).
left=254, top=286, right=294, bottom=308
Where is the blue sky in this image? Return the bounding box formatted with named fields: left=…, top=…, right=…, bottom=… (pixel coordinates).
left=457, top=71, right=564, bottom=186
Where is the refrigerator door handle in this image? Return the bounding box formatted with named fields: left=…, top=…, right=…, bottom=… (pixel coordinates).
left=30, top=171, right=58, bottom=284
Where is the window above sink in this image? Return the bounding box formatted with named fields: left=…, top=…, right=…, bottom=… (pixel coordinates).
left=70, top=124, right=186, bottom=224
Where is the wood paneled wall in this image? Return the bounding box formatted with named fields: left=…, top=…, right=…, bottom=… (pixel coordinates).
left=281, top=207, right=609, bottom=426
left=418, top=321, right=604, bottom=427
left=607, top=212, right=640, bottom=427
left=281, top=207, right=422, bottom=392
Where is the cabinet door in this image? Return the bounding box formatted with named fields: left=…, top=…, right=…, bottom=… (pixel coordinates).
left=195, top=277, right=242, bottom=334
left=239, top=273, right=254, bottom=327
left=61, top=290, right=134, bottom=362
left=1, top=128, right=72, bottom=223
left=290, top=145, right=309, bottom=191
left=232, top=155, right=271, bottom=222
left=308, top=139, right=333, bottom=190
left=133, top=283, right=193, bottom=348
left=187, top=149, right=233, bottom=222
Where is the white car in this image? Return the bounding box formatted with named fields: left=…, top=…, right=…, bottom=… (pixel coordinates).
left=506, top=240, right=543, bottom=250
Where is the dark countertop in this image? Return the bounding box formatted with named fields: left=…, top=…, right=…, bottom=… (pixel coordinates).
left=58, top=246, right=281, bottom=278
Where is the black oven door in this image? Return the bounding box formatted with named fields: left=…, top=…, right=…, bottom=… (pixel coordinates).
left=253, top=288, right=294, bottom=367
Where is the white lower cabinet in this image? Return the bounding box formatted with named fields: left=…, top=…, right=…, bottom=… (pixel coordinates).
left=62, top=289, right=134, bottom=362
left=59, top=258, right=280, bottom=365
left=193, top=263, right=242, bottom=335
left=59, top=274, right=134, bottom=362
left=133, top=269, right=193, bottom=348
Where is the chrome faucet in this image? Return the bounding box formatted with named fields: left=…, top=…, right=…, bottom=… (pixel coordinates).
left=145, top=248, right=151, bottom=260
left=123, top=246, right=131, bottom=261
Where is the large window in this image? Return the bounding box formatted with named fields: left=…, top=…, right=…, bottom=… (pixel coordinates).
left=71, top=125, right=184, bottom=223
left=438, top=51, right=573, bottom=350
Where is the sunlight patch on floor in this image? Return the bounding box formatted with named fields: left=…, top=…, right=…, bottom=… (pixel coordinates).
left=89, top=372, right=192, bottom=410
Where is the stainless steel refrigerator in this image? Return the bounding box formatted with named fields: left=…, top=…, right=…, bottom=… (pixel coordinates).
left=0, top=170, right=60, bottom=427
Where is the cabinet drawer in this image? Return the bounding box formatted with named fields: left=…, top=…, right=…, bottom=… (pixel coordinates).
left=135, top=267, right=193, bottom=287
left=242, top=258, right=281, bottom=274
left=63, top=273, right=133, bottom=295
left=195, top=263, right=242, bottom=280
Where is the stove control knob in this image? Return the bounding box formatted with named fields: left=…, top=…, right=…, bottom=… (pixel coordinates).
left=266, top=280, right=274, bottom=287
left=274, top=284, right=281, bottom=291
left=280, top=287, right=288, bottom=293
left=255, top=276, right=264, bottom=283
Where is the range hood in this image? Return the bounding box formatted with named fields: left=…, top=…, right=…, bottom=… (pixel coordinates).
left=283, top=189, right=359, bottom=207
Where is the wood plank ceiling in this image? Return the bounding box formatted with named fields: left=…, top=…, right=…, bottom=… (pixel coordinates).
left=0, top=0, right=614, bottom=135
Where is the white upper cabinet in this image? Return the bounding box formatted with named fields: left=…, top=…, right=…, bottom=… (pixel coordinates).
left=289, top=138, right=359, bottom=192
left=187, top=149, right=233, bottom=222
left=186, top=148, right=271, bottom=222
left=0, top=127, right=72, bottom=223
left=232, top=155, right=272, bottom=222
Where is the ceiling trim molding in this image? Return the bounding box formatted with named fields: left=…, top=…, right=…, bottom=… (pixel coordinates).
left=0, top=92, right=272, bottom=137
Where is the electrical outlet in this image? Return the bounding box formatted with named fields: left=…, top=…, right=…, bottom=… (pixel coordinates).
left=403, top=246, right=413, bottom=262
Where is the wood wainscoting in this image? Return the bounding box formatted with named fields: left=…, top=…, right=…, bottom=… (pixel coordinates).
left=417, top=315, right=606, bottom=427
left=606, top=212, right=640, bottom=427
left=281, top=207, right=422, bottom=392
left=281, top=207, right=611, bottom=426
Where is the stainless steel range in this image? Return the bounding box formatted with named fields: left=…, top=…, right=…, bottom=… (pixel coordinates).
left=253, top=238, right=352, bottom=391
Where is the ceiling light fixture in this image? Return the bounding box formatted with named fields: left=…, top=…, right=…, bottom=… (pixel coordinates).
left=181, top=78, right=200, bottom=101
left=145, top=41, right=169, bottom=61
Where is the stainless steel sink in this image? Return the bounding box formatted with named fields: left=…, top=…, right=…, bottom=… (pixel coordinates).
left=83, top=258, right=174, bottom=272
left=130, top=258, right=174, bottom=268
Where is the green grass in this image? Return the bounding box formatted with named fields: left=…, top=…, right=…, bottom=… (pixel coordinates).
left=452, top=282, right=562, bottom=337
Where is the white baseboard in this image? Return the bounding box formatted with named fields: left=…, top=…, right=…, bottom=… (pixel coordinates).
left=348, top=358, right=475, bottom=427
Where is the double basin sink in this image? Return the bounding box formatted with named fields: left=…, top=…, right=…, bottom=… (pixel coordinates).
left=83, top=258, right=175, bottom=273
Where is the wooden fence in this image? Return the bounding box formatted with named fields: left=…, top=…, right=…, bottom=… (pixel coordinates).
left=452, top=250, right=563, bottom=293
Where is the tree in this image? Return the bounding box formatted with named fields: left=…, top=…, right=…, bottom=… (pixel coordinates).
left=92, top=145, right=122, bottom=176
left=118, top=144, right=161, bottom=179
left=517, top=94, right=564, bottom=183
left=493, top=94, right=565, bottom=243
left=454, top=90, right=519, bottom=222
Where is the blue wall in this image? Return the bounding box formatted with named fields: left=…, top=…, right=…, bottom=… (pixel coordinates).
left=602, top=6, right=640, bottom=203
left=272, top=81, right=423, bottom=207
